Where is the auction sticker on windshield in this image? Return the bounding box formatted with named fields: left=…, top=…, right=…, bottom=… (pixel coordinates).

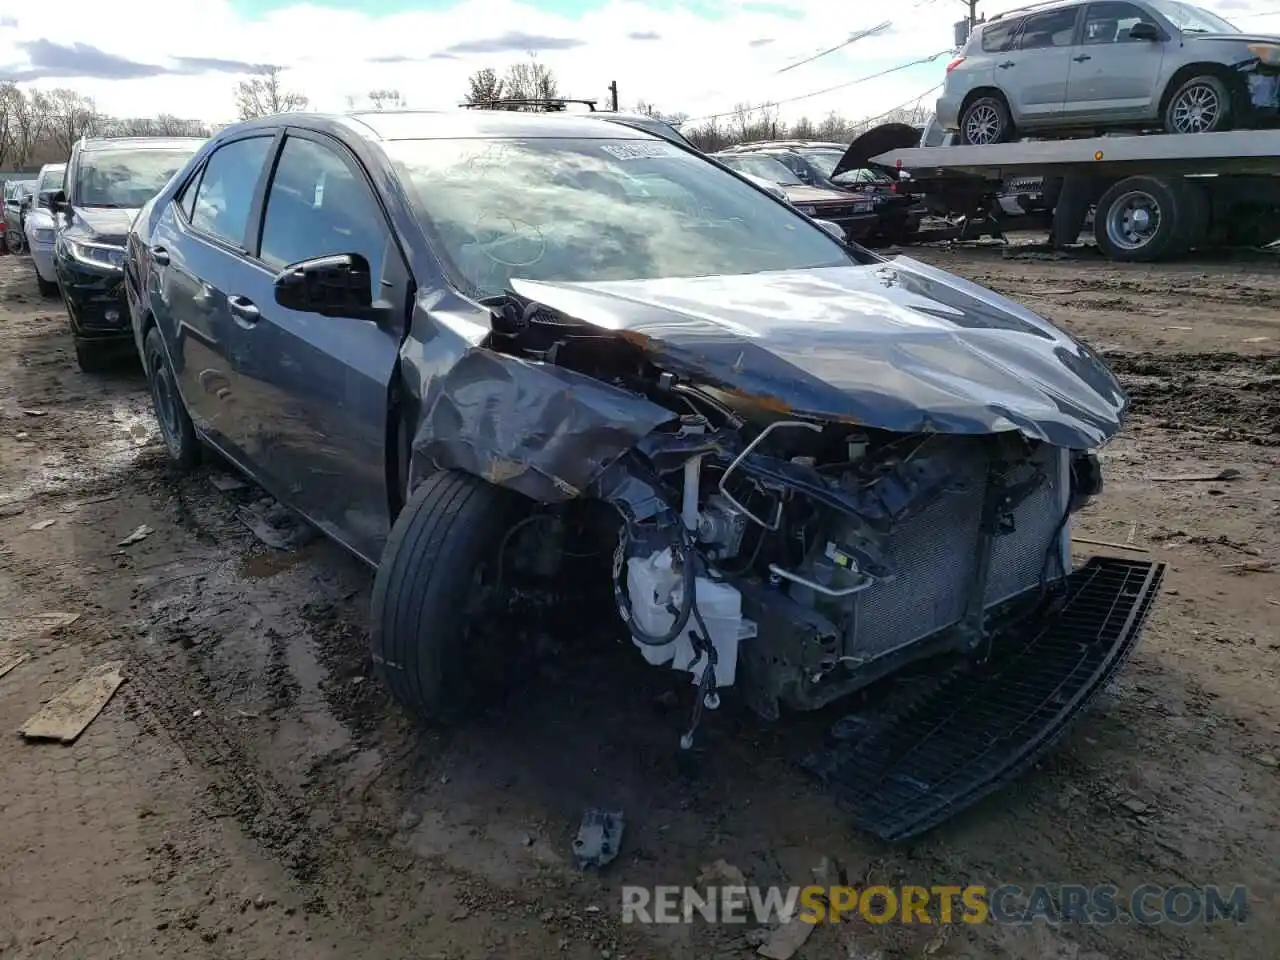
left=601, top=142, right=677, bottom=161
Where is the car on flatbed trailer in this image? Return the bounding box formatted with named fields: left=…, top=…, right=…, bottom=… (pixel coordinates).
left=867, top=127, right=1280, bottom=260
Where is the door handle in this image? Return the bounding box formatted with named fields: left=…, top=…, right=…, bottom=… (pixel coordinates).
left=1073, top=54, right=1092, bottom=62
left=228, top=295, right=259, bottom=326
left=998, top=60, right=1016, bottom=69
left=150, top=245, right=170, bottom=265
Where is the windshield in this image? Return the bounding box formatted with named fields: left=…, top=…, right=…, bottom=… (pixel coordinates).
left=716, top=154, right=802, bottom=185
left=1149, top=0, right=1237, bottom=32
left=38, top=168, right=64, bottom=193
left=74, top=146, right=200, bottom=208
left=386, top=136, right=850, bottom=299
left=799, top=150, right=842, bottom=177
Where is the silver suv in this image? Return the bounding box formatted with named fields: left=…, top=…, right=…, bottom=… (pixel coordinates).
left=937, top=0, right=1280, bottom=144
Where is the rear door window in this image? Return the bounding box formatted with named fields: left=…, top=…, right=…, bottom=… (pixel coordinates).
left=1017, top=7, right=1081, bottom=49
left=189, top=136, right=274, bottom=247
left=981, top=19, right=1022, bottom=52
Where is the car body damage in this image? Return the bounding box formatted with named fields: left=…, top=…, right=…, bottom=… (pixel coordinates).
left=130, top=109, right=1164, bottom=841
left=408, top=347, right=678, bottom=502
left=408, top=254, right=1163, bottom=839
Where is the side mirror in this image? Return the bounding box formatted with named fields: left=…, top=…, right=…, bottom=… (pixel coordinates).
left=273, top=252, right=385, bottom=321
left=814, top=219, right=846, bottom=242
left=37, top=190, right=57, bottom=211
left=50, top=189, right=68, bottom=214
left=1128, top=21, right=1160, bottom=41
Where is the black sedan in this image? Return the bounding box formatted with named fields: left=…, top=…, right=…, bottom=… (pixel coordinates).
left=51, top=136, right=205, bottom=371
left=124, top=110, right=1157, bottom=838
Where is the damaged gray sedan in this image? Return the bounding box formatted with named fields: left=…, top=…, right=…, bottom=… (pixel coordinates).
left=126, top=110, right=1164, bottom=840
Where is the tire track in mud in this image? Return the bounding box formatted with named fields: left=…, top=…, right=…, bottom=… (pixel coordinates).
left=1104, top=351, right=1280, bottom=444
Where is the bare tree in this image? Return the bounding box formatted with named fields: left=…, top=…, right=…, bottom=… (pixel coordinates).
left=0, top=83, right=16, bottom=169
left=366, top=89, right=406, bottom=110
left=502, top=54, right=559, bottom=109
left=7, top=87, right=51, bottom=167
left=462, top=68, right=505, bottom=106
left=233, top=66, right=309, bottom=121
left=45, top=88, right=98, bottom=157
left=789, top=115, right=816, bottom=140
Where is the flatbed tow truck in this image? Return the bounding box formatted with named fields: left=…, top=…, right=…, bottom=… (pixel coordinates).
left=861, top=127, right=1280, bottom=261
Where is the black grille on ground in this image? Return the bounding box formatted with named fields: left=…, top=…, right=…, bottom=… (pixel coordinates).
left=801, top=557, right=1165, bottom=842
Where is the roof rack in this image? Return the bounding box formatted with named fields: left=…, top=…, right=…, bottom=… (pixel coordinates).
left=458, top=97, right=599, bottom=112
left=989, top=0, right=1065, bottom=22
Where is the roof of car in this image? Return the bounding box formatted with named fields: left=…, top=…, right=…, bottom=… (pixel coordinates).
left=226, top=109, right=657, bottom=142
left=987, top=0, right=1078, bottom=22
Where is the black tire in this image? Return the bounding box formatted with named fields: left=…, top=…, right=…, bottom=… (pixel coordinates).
left=1163, top=74, right=1232, bottom=135
left=370, top=470, right=523, bottom=725
left=74, top=339, right=110, bottom=373
left=1093, top=175, right=1188, bottom=263
left=143, top=326, right=201, bottom=469
left=36, top=274, right=58, bottom=298
left=959, top=94, right=1014, bottom=146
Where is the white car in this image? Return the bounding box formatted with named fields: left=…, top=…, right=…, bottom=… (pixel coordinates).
left=23, top=162, right=66, bottom=298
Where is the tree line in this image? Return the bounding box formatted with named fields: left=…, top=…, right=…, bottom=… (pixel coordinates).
left=0, top=57, right=929, bottom=173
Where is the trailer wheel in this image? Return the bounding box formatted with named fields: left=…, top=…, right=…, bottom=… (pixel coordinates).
left=959, top=95, right=1013, bottom=146
left=1163, top=74, right=1232, bottom=135
left=370, top=469, right=524, bottom=725
left=1093, top=176, right=1187, bottom=262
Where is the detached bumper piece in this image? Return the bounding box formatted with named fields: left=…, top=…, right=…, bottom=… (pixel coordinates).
left=801, top=557, right=1165, bottom=842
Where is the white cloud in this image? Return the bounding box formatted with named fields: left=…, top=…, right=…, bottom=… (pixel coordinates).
left=1, top=0, right=1277, bottom=127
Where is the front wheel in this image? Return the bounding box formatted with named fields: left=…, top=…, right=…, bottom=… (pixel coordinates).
left=370, top=470, right=524, bottom=726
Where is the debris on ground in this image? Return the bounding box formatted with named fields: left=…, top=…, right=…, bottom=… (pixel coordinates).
left=0, top=612, right=81, bottom=639
left=757, top=912, right=816, bottom=959
left=20, top=661, right=125, bottom=743
left=0, top=649, right=29, bottom=679
left=20, top=408, right=47, bottom=417
left=209, top=473, right=249, bottom=493
left=118, top=524, right=153, bottom=547
left=1150, top=468, right=1243, bottom=483
left=1071, top=535, right=1149, bottom=553
left=698, top=858, right=747, bottom=887
left=28, top=518, right=57, bottom=531
left=236, top=501, right=317, bottom=550
left=572, top=808, right=624, bottom=869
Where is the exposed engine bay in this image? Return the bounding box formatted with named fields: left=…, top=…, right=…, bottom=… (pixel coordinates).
left=407, top=256, right=1164, bottom=838
left=425, top=285, right=1106, bottom=753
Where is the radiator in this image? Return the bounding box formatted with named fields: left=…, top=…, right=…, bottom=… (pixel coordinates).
left=845, top=442, right=1069, bottom=662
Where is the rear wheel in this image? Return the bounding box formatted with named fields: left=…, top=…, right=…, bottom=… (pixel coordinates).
left=1093, top=175, right=1188, bottom=263
left=959, top=95, right=1013, bottom=146
left=370, top=470, right=524, bottom=725
left=143, top=327, right=201, bottom=469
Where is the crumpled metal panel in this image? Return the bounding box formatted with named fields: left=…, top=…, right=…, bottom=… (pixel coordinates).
left=409, top=347, right=677, bottom=502
left=510, top=255, right=1129, bottom=451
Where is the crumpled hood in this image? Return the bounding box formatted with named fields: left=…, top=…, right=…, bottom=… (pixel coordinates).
left=509, top=257, right=1128, bottom=449
left=69, top=206, right=140, bottom=244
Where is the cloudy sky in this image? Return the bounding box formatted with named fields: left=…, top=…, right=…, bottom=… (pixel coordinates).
left=1, top=0, right=1278, bottom=126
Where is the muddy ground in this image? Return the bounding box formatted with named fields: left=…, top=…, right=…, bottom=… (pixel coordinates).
left=0, top=242, right=1276, bottom=960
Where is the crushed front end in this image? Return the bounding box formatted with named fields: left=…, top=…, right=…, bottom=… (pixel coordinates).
left=416, top=257, right=1164, bottom=838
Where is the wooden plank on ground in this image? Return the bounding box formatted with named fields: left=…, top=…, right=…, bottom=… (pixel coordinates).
left=0, top=649, right=29, bottom=680
left=20, top=661, right=124, bottom=743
